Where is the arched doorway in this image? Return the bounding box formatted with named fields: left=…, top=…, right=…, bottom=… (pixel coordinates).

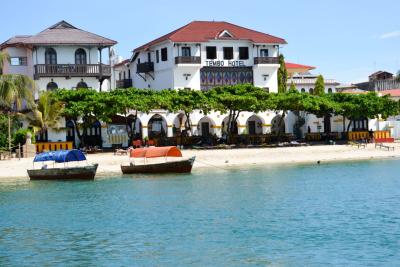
left=46, top=81, right=58, bottom=91
left=127, top=114, right=142, bottom=140
left=66, top=120, right=75, bottom=147
left=222, top=116, right=238, bottom=134
left=76, top=80, right=88, bottom=89
left=173, top=113, right=190, bottom=137
left=45, top=48, right=57, bottom=64
left=246, top=115, right=264, bottom=135
left=84, top=120, right=102, bottom=147
left=271, top=114, right=285, bottom=135
left=75, top=48, right=87, bottom=65
left=324, top=115, right=332, bottom=133
left=148, top=114, right=167, bottom=138
left=198, top=116, right=216, bottom=136
left=36, top=128, right=48, bottom=142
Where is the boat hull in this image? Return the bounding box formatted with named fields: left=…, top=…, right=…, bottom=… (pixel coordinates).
left=121, top=157, right=195, bottom=174
left=28, top=164, right=98, bottom=180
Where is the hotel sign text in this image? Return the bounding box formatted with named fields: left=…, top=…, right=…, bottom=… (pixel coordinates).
left=205, top=60, right=246, bottom=67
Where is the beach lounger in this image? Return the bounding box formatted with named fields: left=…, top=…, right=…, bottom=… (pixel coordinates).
left=348, top=141, right=366, bottom=149
left=375, top=143, right=395, bottom=151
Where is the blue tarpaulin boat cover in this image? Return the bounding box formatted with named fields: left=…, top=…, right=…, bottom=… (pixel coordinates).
left=33, top=150, right=87, bottom=163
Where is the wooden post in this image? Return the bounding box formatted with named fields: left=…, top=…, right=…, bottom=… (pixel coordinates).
left=8, top=112, right=11, bottom=155
left=99, top=47, right=103, bottom=92
left=108, top=46, right=111, bottom=91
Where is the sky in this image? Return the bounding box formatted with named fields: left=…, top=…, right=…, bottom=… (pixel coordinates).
left=1, top=0, right=399, bottom=83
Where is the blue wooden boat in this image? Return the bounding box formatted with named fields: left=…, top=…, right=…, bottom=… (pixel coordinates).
left=28, top=150, right=98, bottom=180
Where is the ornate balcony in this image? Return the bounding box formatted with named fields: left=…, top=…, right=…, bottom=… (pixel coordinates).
left=175, top=56, right=201, bottom=64
left=34, top=64, right=111, bottom=79
left=116, top=79, right=133, bottom=88
left=253, top=57, right=279, bottom=64
left=137, top=62, right=154, bottom=73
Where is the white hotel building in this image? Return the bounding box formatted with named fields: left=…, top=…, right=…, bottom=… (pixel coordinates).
left=113, top=21, right=288, bottom=142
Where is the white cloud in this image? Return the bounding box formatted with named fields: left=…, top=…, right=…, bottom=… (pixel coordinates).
left=380, top=31, right=400, bottom=39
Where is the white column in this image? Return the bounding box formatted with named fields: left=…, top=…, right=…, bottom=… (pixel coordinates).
left=238, top=125, right=247, bottom=135
left=167, top=125, right=173, bottom=137
left=142, top=126, right=148, bottom=139
left=191, top=125, right=198, bottom=136
left=213, top=126, right=222, bottom=137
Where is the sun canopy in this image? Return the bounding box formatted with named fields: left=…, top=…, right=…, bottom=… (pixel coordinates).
left=130, top=146, right=182, bottom=158
left=33, top=150, right=87, bottom=163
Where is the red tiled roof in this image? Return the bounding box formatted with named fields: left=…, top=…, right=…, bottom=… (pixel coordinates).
left=285, top=62, right=315, bottom=70
left=380, top=89, right=400, bottom=97
left=133, top=21, right=286, bottom=52
left=113, top=59, right=129, bottom=67
left=1, top=21, right=117, bottom=49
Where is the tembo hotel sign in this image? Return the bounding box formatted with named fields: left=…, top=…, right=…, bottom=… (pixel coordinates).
left=205, top=60, right=246, bottom=67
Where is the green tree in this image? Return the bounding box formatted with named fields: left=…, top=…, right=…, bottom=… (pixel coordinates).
left=26, top=91, right=63, bottom=134
left=106, top=88, right=156, bottom=143
left=206, top=84, right=269, bottom=142
left=277, top=54, right=287, bottom=93
left=0, top=51, right=35, bottom=152
left=55, top=89, right=104, bottom=147
left=289, top=81, right=296, bottom=92
left=161, top=89, right=207, bottom=135
left=313, top=75, right=325, bottom=96
left=329, top=92, right=398, bottom=133
left=0, top=113, right=20, bottom=150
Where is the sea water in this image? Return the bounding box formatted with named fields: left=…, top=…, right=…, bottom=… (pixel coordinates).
left=0, top=160, right=399, bottom=266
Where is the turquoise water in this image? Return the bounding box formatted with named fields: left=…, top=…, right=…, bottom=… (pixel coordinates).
left=0, top=160, right=400, bottom=266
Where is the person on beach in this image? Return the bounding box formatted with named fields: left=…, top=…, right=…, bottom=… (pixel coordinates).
left=368, top=129, right=374, bottom=143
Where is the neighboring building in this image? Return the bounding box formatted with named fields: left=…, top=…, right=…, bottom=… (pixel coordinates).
left=369, top=71, right=393, bottom=81
left=285, top=63, right=342, bottom=137
left=285, top=62, right=315, bottom=78
left=355, top=70, right=400, bottom=92
left=0, top=21, right=117, bottom=147
left=0, top=20, right=117, bottom=92
left=380, top=89, right=400, bottom=101
left=127, top=20, right=286, bottom=92
left=287, top=73, right=340, bottom=94
left=112, top=59, right=132, bottom=89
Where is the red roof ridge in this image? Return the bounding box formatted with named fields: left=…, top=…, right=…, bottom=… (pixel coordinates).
left=285, top=62, right=316, bottom=70
left=220, top=21, right=287, bottom=44
left=133, top=22, right=193, bottom=52
left=133, top=20, right=286, bottom=52
left=113, top=59, right=129, bottom=67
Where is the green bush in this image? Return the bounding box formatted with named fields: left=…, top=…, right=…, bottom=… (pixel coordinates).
left=13, top=128, right=34, bottom=146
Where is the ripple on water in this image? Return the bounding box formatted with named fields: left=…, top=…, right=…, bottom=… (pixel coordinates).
left=0, top=160, right=400, bottom=266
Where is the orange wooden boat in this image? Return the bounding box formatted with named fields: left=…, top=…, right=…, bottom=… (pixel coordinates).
left=121, top=146, right=195, bottom=174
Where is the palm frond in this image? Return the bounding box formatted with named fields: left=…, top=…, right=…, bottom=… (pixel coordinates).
left=0, top=51, right=10, bottom=70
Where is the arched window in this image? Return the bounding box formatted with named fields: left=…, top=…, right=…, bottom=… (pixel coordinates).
left=328, top=88, right=333, bottom=94
left=46, top=81, right=58, bottom=91
left=75, top=48, right=87, bottom=64
left=301, top=88, right=306, bottom=93
left=45, top=48, right=57, bottom=64
left=76, top=81, right=88, bottom=89
left=309, top=88, right=314, bottom=94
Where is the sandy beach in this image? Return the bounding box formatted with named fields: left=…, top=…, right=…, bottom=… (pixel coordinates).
left=0, top=143, right=399, bottom=181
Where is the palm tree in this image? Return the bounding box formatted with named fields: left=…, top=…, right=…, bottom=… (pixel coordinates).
left=0, top=51, right=36, bottom=153
left=26, top=91, right=63, bottom=134
left=0, top=51, right=9, bottom=71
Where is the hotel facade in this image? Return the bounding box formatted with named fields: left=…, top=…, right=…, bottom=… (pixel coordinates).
left=111, top=21, right=289, bottom=145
